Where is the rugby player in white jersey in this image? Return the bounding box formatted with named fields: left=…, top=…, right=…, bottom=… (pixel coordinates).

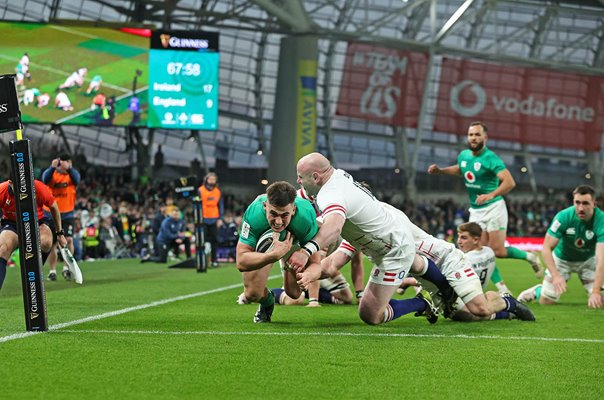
left=453, top=222, right=535, bottom=321
left=288, top=153, right=455, bottom=325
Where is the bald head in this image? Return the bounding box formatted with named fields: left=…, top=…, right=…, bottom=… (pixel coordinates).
left=296, top=152, right=332, bottom=197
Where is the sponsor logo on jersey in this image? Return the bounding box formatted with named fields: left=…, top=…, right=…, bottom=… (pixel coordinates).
left=566, top=227, right=576, bottom=235
left=474, top=162, right=481, bottom=171
left=461, top=161, right=467, bottom=168
left=241, top=221, right=250, bottom=239
left=586, top=230, right=594, bottom=240
left=575, top=238, right=585, bottom=248
left=464, top=171, right=476, bottom=183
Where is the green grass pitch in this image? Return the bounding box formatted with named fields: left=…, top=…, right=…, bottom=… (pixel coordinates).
left=0, top=256, right=602, bottom=399
left=0, top=22, right=149, bottom=126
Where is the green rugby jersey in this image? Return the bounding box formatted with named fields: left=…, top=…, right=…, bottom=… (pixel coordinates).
left=238, top=194, right=319, bottom=249
left=547, top=206, right=604, bottom=262
left=457, top=147, right=507, bottom=209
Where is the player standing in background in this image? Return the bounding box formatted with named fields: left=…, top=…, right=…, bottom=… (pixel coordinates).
left=288, top=153, right=451, bottom=326
left=42, top=154, right=80, bottom=281
left=518, top=185, right=604, bottom=308
left=237, top=181, right=323, bottom=323
left=427, top=121, right=543, bottom=293
left=0, top=176, right=67, bottom=290
left=198, top=172, right=223, bottom=267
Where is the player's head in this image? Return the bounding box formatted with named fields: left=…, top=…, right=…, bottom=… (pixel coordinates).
left=467, top=121, right=488, bottom=153
left=296, top=152, right=332, bottom=197
left=456, top=222, right=483, bottom=253
left=264, top=181, right=297, bottom=232
left=572, top=184, right=597, bottom=221
left=204, top=172, right=218, bottom=189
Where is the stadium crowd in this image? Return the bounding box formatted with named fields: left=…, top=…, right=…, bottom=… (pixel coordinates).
left=28, top=171, right=595, bottom=263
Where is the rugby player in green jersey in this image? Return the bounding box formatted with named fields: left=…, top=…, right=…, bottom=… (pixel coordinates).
left=518, top=185, right=604, bottom=308
left=236, top=181, right=322, bottom=323
left=428, top=121, right=544, bottom=293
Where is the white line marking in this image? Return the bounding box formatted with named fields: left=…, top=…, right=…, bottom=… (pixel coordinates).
left=48, top=25, right=100, bottom=39
left=0, top=275, right=282, bottom=344
left=52, top=329, right=604, bottom=344
left=54, top=85, right=148, bottom=124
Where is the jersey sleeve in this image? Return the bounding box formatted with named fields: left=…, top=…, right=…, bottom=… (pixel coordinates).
left=317, top=186, right=347, bottom=219
left=547, top=209, right=567, bottom=239
left=489, top=151, right=507, bottom=175
left=337, top=240, right=357, bottom=257
left=289, top=199, right=319, bottom=246
left=35, top=181, right=56, bottom=208
left=238, top=214, right=262, bottom=249
left=595, top=210, right=604, bottom=243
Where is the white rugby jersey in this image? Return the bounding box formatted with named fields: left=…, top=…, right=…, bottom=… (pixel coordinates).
left=380, top=202, right=457, bottom=267
left=463, top=246, right=496, bottom=288
left=297, top=188, right=321, bottom=217
left=316, top=168, right=412, bottom=259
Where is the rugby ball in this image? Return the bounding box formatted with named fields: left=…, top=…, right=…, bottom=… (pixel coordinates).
left=256, top=230, right=275, bottom=253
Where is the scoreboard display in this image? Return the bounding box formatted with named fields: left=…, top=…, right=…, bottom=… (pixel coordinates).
left=148, top=30, right=219, bottom=130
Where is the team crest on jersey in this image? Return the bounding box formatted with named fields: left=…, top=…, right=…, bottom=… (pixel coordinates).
left=575, top=238, right=585, bottom=248
left=586, top=230, right=594, bottom=240
left=461, top=161, right=467, bottom=168
left=455, top=272, right=461, bottom=279
left=464, top=171, right=476, bottom=183
left=474, top=162, right=481, bottom=171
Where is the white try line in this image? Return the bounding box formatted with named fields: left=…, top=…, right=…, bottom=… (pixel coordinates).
left=51, top=329, right=604, bottom=344
left=0, top=275, right=280, bottom=344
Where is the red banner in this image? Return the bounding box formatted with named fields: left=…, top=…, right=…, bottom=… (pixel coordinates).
left=505, top=237, right=545, bottom=252
left=336, top=42, right=429, bottom=127
left=435, top=58, right=604, bottom=151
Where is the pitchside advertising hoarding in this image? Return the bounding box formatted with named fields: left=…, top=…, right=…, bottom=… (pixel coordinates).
left=148, top=30, right=219, bottom=130
left=337, top=42, right=604, bottom=151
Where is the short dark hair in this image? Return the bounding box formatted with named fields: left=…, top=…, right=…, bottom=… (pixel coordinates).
left=58, top=153, right=71, bottom=161
left=573, top=184, right=596, bottom=198
left=457, top=222, right=483, bottom=238
left=266, top=181, right=297, bottom=208
left=469, top=121, right=488, bottom=133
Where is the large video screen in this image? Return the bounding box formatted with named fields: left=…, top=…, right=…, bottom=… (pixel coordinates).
left=0, top=22, right=220, bottom=130
left=148, top=30, right=219, bottom=130
left=0, top=22, right=150, bottom=127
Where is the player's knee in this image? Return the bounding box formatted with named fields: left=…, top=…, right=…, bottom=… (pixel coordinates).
left=243, top=286, right=265, bottom=303
left=40, top=236, right=53, bottom=252
left=466, top=298, right=491, bottom=317
left=358, top=306, right=382, bottom=325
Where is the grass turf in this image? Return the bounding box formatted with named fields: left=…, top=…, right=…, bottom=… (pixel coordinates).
left=0, top=257, right=602, bottom=399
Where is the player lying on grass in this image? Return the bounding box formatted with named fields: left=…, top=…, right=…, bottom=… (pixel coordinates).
left=0, top=176, right=67, bottom=290
left=289, top=153, right=455, bottom=326
left=235, top=181, right=323, bottom=323
left=518, top=185, right=604, bottom=308
left=450, top=222, right=536, bottom=321
left=317, top=211, right=535, bottom=322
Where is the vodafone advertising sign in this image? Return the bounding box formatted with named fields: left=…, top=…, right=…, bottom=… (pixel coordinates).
left=336, top=42, right=428, bottom=127
left=435, top=58, right=604, bottom=151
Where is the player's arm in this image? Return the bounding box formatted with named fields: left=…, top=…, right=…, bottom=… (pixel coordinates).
left=476, top=169, right=516, bottom=205
left=541, top=233, right=566, bottom=294
left=236, top=231, right=293, bottom=272
left=427, top=164, right=461, bottom=176
left=296, top=251, right=323, bottom=290
left=49, top=201, right=67, bottom=247
left=287, top=213, right=346, bottom=272
left=320, top=249, right=352, bottom=279
left=588, top=242, right=604, bottom=308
